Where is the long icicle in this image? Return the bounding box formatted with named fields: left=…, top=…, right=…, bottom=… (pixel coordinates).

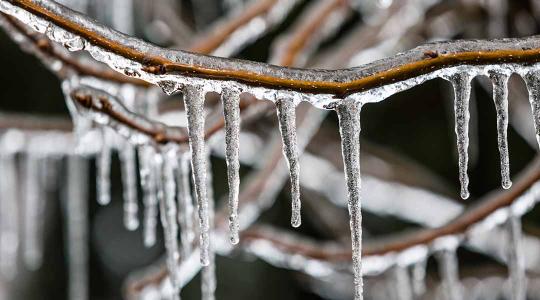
left=523, top=70, right=540, bottom=150
left=157, top=151, right=181, bottom=299
left=22, top=153, right=43, bottom=270
left=96, top=127, right=111, bottom=205
left=120, top=143, right=139, bottom=230
left=410, top=258, right=427, bottom=298
left=449, top=72, right=472, bottom=199
left=276, top=99, right=301, bottom=228
left=489, top=71, right=512, bottom=189
left=0, top=151, right=19, bottom=279
left=436, top=242, right=463, bottom=300
left=221, top=88, right=241, bottom=244
left=507, top=214, right=526, bottom=300
left=64, top=155, right=89, bottom=300
left=336, top=100, right=363, bottom=300
left=202, top=155, right=216, bottom=300
left=138, top=145, right=158, bottom=247
left=177, top=152, right=195, bottom=259
left=183, top=85, right=210, bottom=266
left=392, top=265, right=413, bottom=300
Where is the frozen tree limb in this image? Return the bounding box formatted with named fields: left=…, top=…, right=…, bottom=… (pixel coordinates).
left=5, top=0, right=540, bottom=99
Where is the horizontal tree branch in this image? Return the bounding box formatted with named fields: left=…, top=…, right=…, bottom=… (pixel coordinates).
left=3, top=0, right=540, bottom=98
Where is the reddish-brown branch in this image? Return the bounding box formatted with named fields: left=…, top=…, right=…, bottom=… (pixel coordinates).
left=70, top=89, right=256, bottom=144
left=278, top=0, right=348, bottom=67
left=1, top=13, right=151, bottom=86
left=189, top=0, right=278, bottom=54
left=7, top=0, right=540, bottom=97
left=1, top=0, right=279, bottom=86
left=241, top=156, right=540, bottom=260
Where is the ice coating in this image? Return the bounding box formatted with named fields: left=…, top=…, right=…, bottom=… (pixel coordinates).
left=447, top=72, right=472, bottom=199
left=138, top=145, right=158, bottom=247
left=275, top=99, right=301, bottom=228
left=507, top=215, right=526, bottom=300
left=8, top=1, right=540, bottom=298
left=523, top=70, right=540, bottom=150
left=64, top=155, right=89, bottom=300
left=120, top=143, right=139, bottom=230
left=221, top=88, right=241, bottom=244
left=22, top=154, right=44, bottom=270
left=336, top=100, right=363, bottom=300
left=157, top=151, right=181, bottom=297
left=183, top=85, right=210, bottom=266
left=177, top=152, right=195, bottom=259
left=97, top=127, right=111, bottom=205
left=489, top=71, right=512, bottom=189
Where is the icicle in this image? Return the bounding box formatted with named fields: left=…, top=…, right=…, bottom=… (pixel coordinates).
left=221, top=88, right=241, bottom=244
left=157, top=151, right=181, bottom=298
left=0, top=152, right=19, bottom=279
left=489, top=71, right=512, bottom=189
left=435, top=241, right=463, bottom=300
left=183, top=85, right=210, bottom=266
left=276, top=99, right=301, bottom=228
left=448, top=73, right=472, bottom=199
left=202, top=156, right=216, bottom=300
left=22, top=154, right=44, bottom=270
left=120, top=143, right=139, bottom=230
left=523, top=70, right=540, bottom=150
left=507, top=214, right=526, bottom=300
left=97, top=127, right=111, bottom=205
left=410, top=258, right=427, bottom=298
left=138, top=146, right=158, bottom=247
left=64, top=155, right=89, bottom=300
left=177, top=153, right=195, bottom=258
left=392, top=265, right=413, bottom=300
left=336, top=100, right=363, bottom=300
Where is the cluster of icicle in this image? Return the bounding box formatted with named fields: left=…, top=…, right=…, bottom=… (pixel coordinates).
left=3, top=1, right=540, bottom=300
left=0, top=129, right=72, bottom=277
left=0, top=128, right=91, bottom=300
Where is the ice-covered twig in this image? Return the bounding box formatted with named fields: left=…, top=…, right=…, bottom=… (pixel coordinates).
left=0, top=12, right=149, bottom=86
left=68, top=87, right=255, bottom=145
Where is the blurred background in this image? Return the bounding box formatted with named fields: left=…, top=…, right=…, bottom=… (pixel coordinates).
left=1, top=0, right=540, bottom=299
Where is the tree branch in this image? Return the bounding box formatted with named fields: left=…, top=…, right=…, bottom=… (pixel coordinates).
left=241, top=156, right=540, bottom=260
left=3, top=0, right=540, bottom=98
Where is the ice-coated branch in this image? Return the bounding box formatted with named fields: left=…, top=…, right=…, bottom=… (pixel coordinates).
left=0, top=13, right=149, bottom=86
left=69, top=87, right=188, bottom=144
left=0, top=0, right=289, bottom=86
left=243, top=156, right=540, bottom=259
left=5, top=0, right=540, bottom=100
left=68, top=87, right=255, bottom=145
